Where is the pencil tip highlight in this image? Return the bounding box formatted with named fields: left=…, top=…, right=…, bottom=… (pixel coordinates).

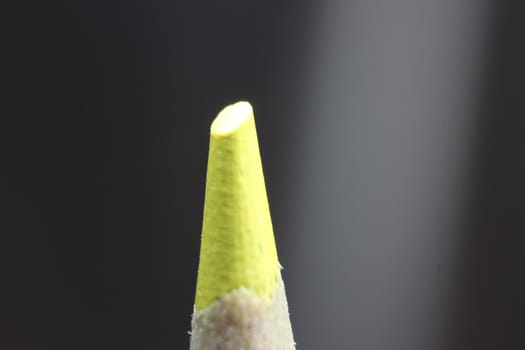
left=211, top=101, right=253, bottom=136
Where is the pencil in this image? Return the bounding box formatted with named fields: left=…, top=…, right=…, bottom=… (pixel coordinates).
left=189, top=101, right=295, bottom=350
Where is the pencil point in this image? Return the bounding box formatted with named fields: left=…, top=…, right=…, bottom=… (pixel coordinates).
left=195, top=101, right=278, bottom=310
left=190, top=101, right=295, bottom=349
left=211, top=101, right=253, bottom=136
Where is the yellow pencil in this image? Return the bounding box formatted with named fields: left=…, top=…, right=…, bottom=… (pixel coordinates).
left=189, top=101, right=295, bottom=349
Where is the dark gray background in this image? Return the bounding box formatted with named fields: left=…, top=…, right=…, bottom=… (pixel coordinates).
left=2, top=0, right=524, bottom=349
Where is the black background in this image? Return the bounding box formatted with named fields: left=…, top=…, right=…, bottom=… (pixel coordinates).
left=2, top=1, right=524, bottom=349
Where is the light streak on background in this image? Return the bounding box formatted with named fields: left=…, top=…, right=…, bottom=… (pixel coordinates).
left=283, top=1, right=490, bottom=349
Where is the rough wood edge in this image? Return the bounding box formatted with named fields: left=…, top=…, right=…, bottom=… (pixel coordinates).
left=190, top=272, right=295, bottom=350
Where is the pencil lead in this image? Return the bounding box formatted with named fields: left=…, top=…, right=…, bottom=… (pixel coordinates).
left=195, top=101, right=278, bottom=310
left=190, top=101, right=295, bottom=350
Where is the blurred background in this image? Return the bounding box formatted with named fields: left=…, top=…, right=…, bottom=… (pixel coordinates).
left=3, top=0, right=525, bottom=349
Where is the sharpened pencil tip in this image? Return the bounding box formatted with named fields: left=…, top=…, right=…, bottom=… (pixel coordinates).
left=194, top=101, right=278, bottom=310
left=190, top=101, right=295, bottom=349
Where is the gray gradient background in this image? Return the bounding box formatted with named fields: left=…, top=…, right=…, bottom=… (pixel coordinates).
left=3, top=0, right=524, bottom=349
